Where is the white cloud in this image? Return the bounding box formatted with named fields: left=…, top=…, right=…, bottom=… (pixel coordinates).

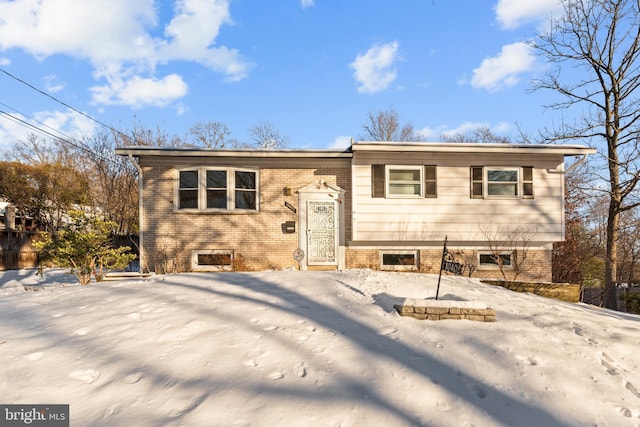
left=495, top=0, right=562, bottom=30
left=301, top=0, right=315, bottom=9
left=90, top=74, right=189, bottom=108
left=349, top=41, right=400, bottom=94
left=44, top=75, right=64, bottom=93
left=0, top=57, right=10, bottom=66
left=0, top=0, right=250, bottom=107
left=470, top=42, right=535, bottom=92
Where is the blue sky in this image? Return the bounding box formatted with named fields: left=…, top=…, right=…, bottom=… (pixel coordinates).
left=0, top=0, right=564, bottom=152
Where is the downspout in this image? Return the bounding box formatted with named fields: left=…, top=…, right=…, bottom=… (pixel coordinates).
left=127, top=154, right=145, bottom=274
left=563, top=153, right=590, bottom=174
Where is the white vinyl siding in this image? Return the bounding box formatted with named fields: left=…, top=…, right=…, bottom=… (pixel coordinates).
left=352, top=152, right=564, bottom=244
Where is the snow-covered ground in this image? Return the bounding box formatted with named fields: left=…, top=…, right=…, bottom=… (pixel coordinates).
left=1, top=268, right=639, bottom=427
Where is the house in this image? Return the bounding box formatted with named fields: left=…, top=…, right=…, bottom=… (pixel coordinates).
left=116, top=141, right=596, bottom=281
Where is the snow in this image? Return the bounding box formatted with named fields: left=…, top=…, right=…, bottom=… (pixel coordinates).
left=1, top=268, right=639, bottom=427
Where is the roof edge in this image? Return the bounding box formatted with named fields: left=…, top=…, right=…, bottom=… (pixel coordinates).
left=115, top=146, right=353, bottom=158
left=351, top=141, right=597, bottom=155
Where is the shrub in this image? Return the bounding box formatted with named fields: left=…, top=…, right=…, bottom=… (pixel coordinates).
left=34, top=211, right=136, bottom=285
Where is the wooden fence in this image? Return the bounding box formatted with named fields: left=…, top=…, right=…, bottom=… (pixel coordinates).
left=0, top=231, right=138, bottom=271
left=0, top=230, right=39, bottom=270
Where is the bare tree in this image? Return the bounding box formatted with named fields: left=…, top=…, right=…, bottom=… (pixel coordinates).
left=248, top=121, right=288, bottom=149
left=553, top=162, right=604, bottom=284
left=532, top=0, right=640, bottom=309
left=10, top=133, right=74, bottom=164
left=359, top=107, right=423, bottom=142
left=79, top=130, right=139, bottom=235
left=188, top=121, right=232, bottom=148
left=441, top=125, right=511, bottom=144
left=480, top=223, right=537, bottom=280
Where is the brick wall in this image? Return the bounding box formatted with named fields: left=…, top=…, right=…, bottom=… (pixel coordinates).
left=345, top=247, right=552, bottom=282
left=141, top=164, right=351, bottom=273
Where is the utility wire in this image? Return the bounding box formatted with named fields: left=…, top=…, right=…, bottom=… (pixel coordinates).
left=0, top=101, right=83, bottom=146
left=0, top=67, right=134, bottom=144
left=0, top=106, right=130, bottom=169
left=0, top=108, right=102, bottom=157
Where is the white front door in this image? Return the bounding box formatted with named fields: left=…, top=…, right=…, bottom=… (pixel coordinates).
left=307, top=200, right=338, bottom=265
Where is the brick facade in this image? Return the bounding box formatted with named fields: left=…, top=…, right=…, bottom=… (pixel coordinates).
left=141, top=164, right=351, bottom=273
left=346, top=247, right=552, bottom=282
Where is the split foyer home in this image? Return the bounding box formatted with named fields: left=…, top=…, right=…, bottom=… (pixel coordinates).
left=116, top=141, right=596, bottom=281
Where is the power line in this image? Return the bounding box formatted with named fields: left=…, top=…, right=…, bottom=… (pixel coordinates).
left=0, top=67, right=134, bottom=144
left=0, top=104, right=130, bottom=169
left=0, top=108, right=102, bottom=157
left=0, top=101, right=81, bottom=145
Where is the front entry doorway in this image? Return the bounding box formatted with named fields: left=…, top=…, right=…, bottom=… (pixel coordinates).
left=307, top=200, right=337, bottom=265
left=297, top=181, right=345, bottom=270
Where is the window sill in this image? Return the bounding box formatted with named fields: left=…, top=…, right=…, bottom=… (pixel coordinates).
left=175, top=209, right=260, bottom=214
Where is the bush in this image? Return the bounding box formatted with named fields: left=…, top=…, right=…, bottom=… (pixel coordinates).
left=34, top=211, right=136, bottom=284
left=625, top=292, right=640, bottom=315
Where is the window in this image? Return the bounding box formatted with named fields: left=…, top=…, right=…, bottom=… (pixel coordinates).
left=488, top=169, right=518, bottom=196
left=192, top=250, right=234, bottom=271
left=206, top=170, right=227, bottom=209
left=179, top=170, right=199, bottom=209
left=380, top=251, right=418, bottom=271
left=479, top=252, right=512, bottom=269
left=235, top=170, right=257, bottom=210
left=388, top=167, right=422, bottom=197
left=371, top=165, right=437, bottom=198
left=470, top=166, right=534, bottom=199
left=177, top=168, right=258, bottom=212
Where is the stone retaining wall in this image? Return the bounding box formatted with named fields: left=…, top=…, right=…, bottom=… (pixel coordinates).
left=394, top=299, right=496, bottom=322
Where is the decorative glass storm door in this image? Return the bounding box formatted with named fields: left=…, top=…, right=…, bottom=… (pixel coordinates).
left=307, top=200, right=337, bottom=265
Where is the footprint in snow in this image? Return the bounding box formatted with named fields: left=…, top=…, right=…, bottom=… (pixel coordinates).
left=625, top=381, right=640, bottom=398
left=124, top=372, right=144, bottom=384
left=268, top=370, right=285, bottom=380
left=69, top=369, right=100, bottom=384
left=600, top=353, right=619, bottom=376
left=379, top=327, right=397, bottom=336
left=293, top=362, right=307, bottom=378
left=72, top=327, right=91, bottom=336
left=468, top=383, right=487, bottom=399
left=25, top=352, right=44, bottom=361
left=572, top=323, right=585, bottom=337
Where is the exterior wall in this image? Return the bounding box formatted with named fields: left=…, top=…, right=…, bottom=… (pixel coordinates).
left=129, top=144, right=581, bottom=282
left=140, top=157, right=351, bottom=273
left=346, top=247, right=552, bottom=282
left=351, top=151, right=565, bottom=244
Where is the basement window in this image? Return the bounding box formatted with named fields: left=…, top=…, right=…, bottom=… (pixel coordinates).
left=380, top=251, right=418, bottom=271
left=478, top=252, right=512, bottom=270
left=192, top=250, right=234, bottom=271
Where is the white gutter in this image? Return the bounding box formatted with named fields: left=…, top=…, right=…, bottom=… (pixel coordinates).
left=563, top=152, right=591, bottom=174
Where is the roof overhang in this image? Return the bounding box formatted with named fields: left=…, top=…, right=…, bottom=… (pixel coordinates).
left=351, top=141, right=597, bottom=156
left=116, top=142, right=597, bottom=159
left=115, top=146, right=353, bottom=159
